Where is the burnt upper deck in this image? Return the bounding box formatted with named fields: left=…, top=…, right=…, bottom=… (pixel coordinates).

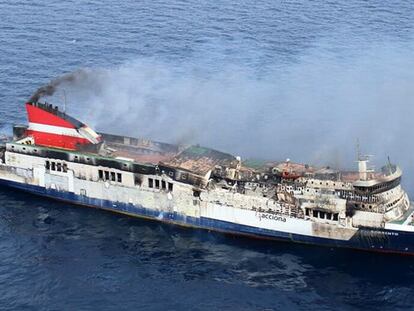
left=161, top=145, right=237, bottom=176
left=101, top=133, right=237, bottom=176
left=100, top=133, right=402, bottom=184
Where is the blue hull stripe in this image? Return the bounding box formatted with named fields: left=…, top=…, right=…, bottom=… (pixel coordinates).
left=1, top=178, right=414, bottom=255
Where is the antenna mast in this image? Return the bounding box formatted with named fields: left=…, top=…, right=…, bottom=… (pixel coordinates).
left=356, top=138, right=361, bottom=160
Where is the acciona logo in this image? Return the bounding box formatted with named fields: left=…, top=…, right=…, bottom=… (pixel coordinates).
left=256, top=212, right=287, bottom=223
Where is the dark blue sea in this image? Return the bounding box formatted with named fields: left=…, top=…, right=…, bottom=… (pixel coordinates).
left=1, top=1, right=414, bottom=310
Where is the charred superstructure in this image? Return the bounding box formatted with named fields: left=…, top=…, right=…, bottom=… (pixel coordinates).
left=1, top=101, right=414, bottom=255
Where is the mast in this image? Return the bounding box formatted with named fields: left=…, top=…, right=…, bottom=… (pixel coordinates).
left=356, top=140, right=373, bottom=181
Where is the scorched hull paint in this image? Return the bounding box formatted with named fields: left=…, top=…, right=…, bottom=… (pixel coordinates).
left=1, top=178, right=414, bottom=256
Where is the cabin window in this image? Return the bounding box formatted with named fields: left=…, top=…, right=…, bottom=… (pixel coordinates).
left=333, top=213, right=339, bottom=221
left=193, top=190, right=201, bottom=197
left=117, top=173, right=122, bottom=183
left=168, top=182, right=173, bottom=192
left=57, top=163, right=62, bottom=172
left=320, top=211, right=326, bottom=219
left=161, top=180, right=166, bottom=190
left=313, top=210, right=318, bottom=218
left=104, top=171, right=109, bottom=181
left=148, top=178, right=154, bottom=188
left=111, top=172, right=116, bottom=181
left=305, top=208, right=310, bottom=216
left=155, top=179, right=160, bottom=189
left=182, top=174, right=187, bottom=180
left=45, top=161, right=50, bottom=170
left=63, top=163, right=68, bottom=172
left=169, top=171, right=174, bottom=177
left=51, top=162, right=56, bottom=171
left=327, top=213, right=332, bottom=220
left=99, top=170, right=104, bottom=180
left=134, top=174, right=142, bottom=186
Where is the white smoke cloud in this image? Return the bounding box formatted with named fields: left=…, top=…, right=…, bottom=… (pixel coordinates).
left=45, top=40, right=414, bottom=190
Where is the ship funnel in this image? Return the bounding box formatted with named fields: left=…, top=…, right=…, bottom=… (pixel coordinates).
left=25, top=102, right=102, bottom=150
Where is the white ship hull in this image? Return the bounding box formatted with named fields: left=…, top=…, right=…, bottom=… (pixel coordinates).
left=1, top=158, right=414, bottom=255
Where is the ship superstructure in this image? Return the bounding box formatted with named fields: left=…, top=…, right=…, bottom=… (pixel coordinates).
left=1, top=101, right=414, bottom=254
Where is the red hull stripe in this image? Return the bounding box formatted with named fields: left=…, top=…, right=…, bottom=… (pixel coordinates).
left=27, top=130, right=90, bottom=150
left=26, top=103, right=76, bottom=129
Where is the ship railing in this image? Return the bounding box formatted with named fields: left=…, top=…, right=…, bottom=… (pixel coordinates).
left=340, top=192, right=379, bottom=203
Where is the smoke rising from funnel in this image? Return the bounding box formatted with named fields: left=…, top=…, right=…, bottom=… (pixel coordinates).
left=29, top=69, right=91, bottom=103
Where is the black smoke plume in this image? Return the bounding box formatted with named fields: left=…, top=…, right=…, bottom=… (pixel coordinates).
left=29, top=69, right=89, bottom=103
left=38, top=44, right=414, bottom=192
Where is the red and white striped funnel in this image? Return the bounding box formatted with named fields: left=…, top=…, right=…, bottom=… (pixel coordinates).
left=25, top=102, right=102, bottom=150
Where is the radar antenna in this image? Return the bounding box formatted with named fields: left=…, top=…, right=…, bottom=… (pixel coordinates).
left=387, top=156, right=393, bottom=174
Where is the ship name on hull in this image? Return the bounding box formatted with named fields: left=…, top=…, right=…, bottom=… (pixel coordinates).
left=257, top=212, right=287, bottom=223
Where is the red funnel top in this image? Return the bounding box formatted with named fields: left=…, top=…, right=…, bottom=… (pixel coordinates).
left=25, top=102, right=102, bottom=150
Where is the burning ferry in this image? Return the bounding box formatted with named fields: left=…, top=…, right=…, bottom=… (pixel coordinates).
left=1, top=100, right=414, bottom=255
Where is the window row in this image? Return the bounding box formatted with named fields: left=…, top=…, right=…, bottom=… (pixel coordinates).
left=99, top=169, right=122, bottom=183
left=148, top=178, right=173, bottom=191
left=45, top=160, right=68, bottom=172
left=305, top=208, right=339, bottom=221
left=310, top=180, right=345, bottom=188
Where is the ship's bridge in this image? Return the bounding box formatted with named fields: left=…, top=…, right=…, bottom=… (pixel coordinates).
left=353, top=165, right=402, bottom=195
